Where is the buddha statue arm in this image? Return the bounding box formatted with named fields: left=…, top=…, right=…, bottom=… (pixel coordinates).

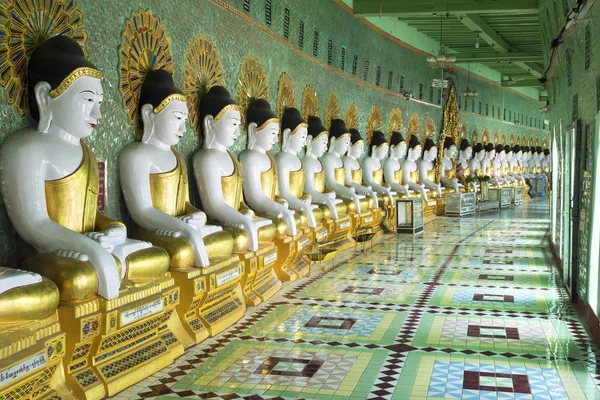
left=276, top=163, right=318, bottom=228
left=303, top=160, right=340, bottom=219
left=383, top=159, right=410, bottom=195
left=417, top=161, right=441, bottom=197
left=363, top=159, right=394, bottom=203
left=239, top=151, right=297, bottom=236
left=0, top=142, right=120, bottom=299
left=322, top=155, right=362, bottom=212
left=120, top=149, right=210, bottom=267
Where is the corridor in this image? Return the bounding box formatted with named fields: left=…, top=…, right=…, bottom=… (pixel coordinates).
left=117, top=200, right=600, bottom=400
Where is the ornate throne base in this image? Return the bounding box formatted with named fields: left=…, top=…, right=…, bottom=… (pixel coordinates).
left=238, top=244, right=281, bottom=307
left=0, top=315, right=70, bottom=400
left=272, top=232, right=311, bottom=282
left=170, top=255, right=245, bottom=343
left=60, top=276, right=185, bottom=400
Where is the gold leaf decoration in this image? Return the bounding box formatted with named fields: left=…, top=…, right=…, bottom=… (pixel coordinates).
left=438, top=83, right=458, bottom=179
left=471, top=128, right=479, bottom=144
left=509, top=132, right=516, bottom=146
left=501, top=131, right=507, bottom=145
left=387, top=108, right=403, bottom=140
left=534, top=136, right=540, bottom=147
left=420, top=118, right=436, bottom=145
left=236, top=56, right=269, bottom=130
left=456, top=121, right=467, bottom=142
left=493, top=129, right=499, bottom=145
left=528, top=134, right=535, bottom=147
left=0, top=0, right=88, bottom=115
left=406, top=113, right=419, bottom=143
left=366, top=105, right=383, bottom=143
left=301, top=85, right=320, bottom=120
left=482, top=128, right=490, bottom=144
left=276, top=72, right=296, bottom=118
left=344, top=102, right=358, bottom=129
left=325, top=91, right=339, bottom=130
left=542, top=137, right=549, bottom=148
left=119, top=9, right=174, bottom=130
left=183, top=34, right=224, bottom=135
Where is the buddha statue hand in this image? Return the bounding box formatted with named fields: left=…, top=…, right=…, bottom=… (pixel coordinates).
left=155, top=227, right=210, bottom=268
left=195, top=225, right=223, bottom=238
left=178, top=211, right=208, bottom=230
left=264, top=210, right=284, bottom=218
left=54, top=249, right=89, bottom=262
left=275, top=198, right=290, bottom=208
left=84, top=226, right=127, bottom=251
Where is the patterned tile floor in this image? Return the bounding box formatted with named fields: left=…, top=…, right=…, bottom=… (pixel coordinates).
left=115, top=200, right=600, bottom=400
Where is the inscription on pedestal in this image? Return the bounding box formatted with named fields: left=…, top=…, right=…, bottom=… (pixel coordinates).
left=340, top=221, right=351, bottom=229
left=121, top=299, right=163, bottom=326
left=217, top=268, right=240, bottom=286
left=264, top=252, right=277, bottom=265
left=0, top=352, right=46, bottom=388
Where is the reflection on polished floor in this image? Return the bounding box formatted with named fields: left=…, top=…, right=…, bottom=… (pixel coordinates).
left=116, top=200, right=600, bottom=400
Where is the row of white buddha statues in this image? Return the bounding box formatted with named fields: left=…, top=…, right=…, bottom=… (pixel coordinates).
left=0, top=34, right=551, bottom=399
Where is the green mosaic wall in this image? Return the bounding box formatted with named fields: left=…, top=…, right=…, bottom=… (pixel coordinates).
left=540, top=0, right=598, bottom=305
left=0, top=0, right=548, bottom=266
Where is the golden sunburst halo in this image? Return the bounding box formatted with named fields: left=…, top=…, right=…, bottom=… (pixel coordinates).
left=493, top=129, right=500, bottom=145
left=344, top=102, right=358, bottom=130
left=482, top=128, right=490, bottom=144
left=276, top=72, right=296, bottom=119
left=509, top=132, right=516, bottom=146
left=0, top=0, right=88, bottom=116
left=456, top=121, right=468, bottom=142
left=542, top=137, right=549, bottom=148
left=471, top=128, right=479, bottom=144
left=387, top=108, right=403, bottom=141
left=501, top=131, right=507, bottom=145
left=325, top=91, right=339, bottom=130
left=366, top=104, right=382, bottom=143
left=236, top=56, right=269, bottom=131
left=301, top=85, right=320, bottom=121
left=420, top=118, right=436, bottom=145
left=119, top=9, right=174, bottom=131
left=406, top=112, right=419, bottom=143
left=183, top=34, right=224, bottom=135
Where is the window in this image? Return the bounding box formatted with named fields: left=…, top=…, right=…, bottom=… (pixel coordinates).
left=572, top=93, right=579, bottom=122
left=498, top=107, right=501, bottom=119
left=464, top=97, right=468, bottom=110
left=298, top=21, right=304, bottom=49
left=459, top=96, right=462, bottom=110
left=419, top=83, right=423, bottom=99
left=265, top=0, right=272, bottom=25
left=375, top=66, right=381, bottom=86
left=478, top=102, right=482, bottom=115
left=399, top=75, right=405, bottom=91
left=472, top=100, right=475, bottom=113
left=485, top=104, right=489, bottom=116
left=509, top=110, right=511, bottom=121
left=566, top=50, right=573, bottom=86
left=341, top=47, right=346, bottom=71
left=521, top=114, right=524, bottom=124
left=585, top=24, right=591, bottom=70
left=363, top=60, right=369, bottom=81
left=243, top=0, right=250, bottom=12
left=327, top=39, right=333, bottom=65
left=530, top=116, right=533, bottom=126
left=491, top=105, right=494, bottom=118
left=429, top=87, right=434, bottom=102
left=503, top=108, right=506, bottom=120
left=283, top=8, right=290, bottom=39
left=387, top=71, right=393, bottom=90
left=352, top=54, right=358, bottom=76
left=437, top=89, right=442, bottom=105
left=313, top=31, right=319, bottom=57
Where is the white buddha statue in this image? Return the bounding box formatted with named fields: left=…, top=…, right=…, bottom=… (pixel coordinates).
left=192, top=86, right=273, bottom=252
left=490, top=144, right=507, bottom=186
left=417, top=138, right=443, bottom=198
left=482, top=143, right=496, bottom=177
left=440, top=137, right=462, bottom=193
left=275, top=107, right=319, bottom=228
left=502, top=145, right=517, bottom=184
left=321, top=119, right=365, bottom=213
left=0, top=36, right=169, bottom=301
left=403, top=135, right=429, bottom=199
left=383, top=131, right=411, bottom=197
left=512, top=146, right=526, bottom=183
left=542, top=148, right=551, bottom=177
left=534, top=147, right=543, bottom=175
left=343, top=128, right=379, bottom=209
left=457, top=139, right=478, bottom=192
left=363, top=130, right=396, bottom=203
left=470, top=143, right=486, bottom=177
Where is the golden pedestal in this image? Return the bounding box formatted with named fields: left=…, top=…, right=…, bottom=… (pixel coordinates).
left=0, top=315, right=71, bottom=400
left=323, top=215, right=354, bottom=249
left=272, top=232, right=311, bottom=282
left=238, top=244, right=281, bottom=307
left=59, top=276, right=185, bottom=399
left=170, top=255, right=245, bottom=342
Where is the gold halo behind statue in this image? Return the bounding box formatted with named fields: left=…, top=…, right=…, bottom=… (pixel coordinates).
left=509, top=132, right=516, bottom=146
left=183, top=34, right=225, bottom=135
left=543, top=137, right=549, bottom=148
left=344, top=102, right=358, bottom=130
left=387, top=108, right=403, bottom=141
left=456, top=121, right=467, bottom=143
left=407, top=112, right=419, bottom=143
left=236, top=56, right=269, bottom=132
left=0, top=0, right=88, bottom=115
left=302, top=85, right=320, bottom=120
left=421, top=118, right=436, bottom=146
left=325, top=91, right=340, bottom=130
left=119, top=9, right=174, bottom=131
left=276, top=72, right=296, bottom=143
left=493, top=129, right=500, bottom=146
left=366, top=105, right=383, bottom=144
left=501, top=131, right=507, bottom=145
left=471, top=128, right=479, bottom=144
left=482, top=128, right=490, bottom=144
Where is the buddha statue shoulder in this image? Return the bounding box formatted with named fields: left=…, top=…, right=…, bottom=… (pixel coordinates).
left=403, top=135, right=429, bottom=200
left=192, top=86, right=272, bottom=252
left=238, top=99, right=297, bottom=236
left=490, top=144, right=507, bottom=186
left=417, top=138, right=442, bottom=197
left=383, top=131, right=410, bottom=197
left=342, top=129, right=379, bottom=208
left=303, top=116, right=343, bottom=220
left=470, top=143, right=485, bottom=178
left=321, top=119, right=364, bottom=212
left=275, top=108, right=319, bottom=228
left=363, top=130, right=396, bottom=203
left=482, top=143, right=496, bottom=177
left=120, top=69, right=236, bottom=270
left=440, top=137, right=462, bottom=193
left=0, top=36, right=168, bottom=300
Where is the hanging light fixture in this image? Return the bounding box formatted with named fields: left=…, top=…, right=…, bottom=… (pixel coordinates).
left=505, top=62, right=516, bottom=85
left=427, top=13, right=456, bottom=69
left=475, top=32, right=480, bottom=49
left=463, top=63, right=478, bottom=99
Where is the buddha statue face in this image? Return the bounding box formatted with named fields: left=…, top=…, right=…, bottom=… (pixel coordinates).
left=203, top=109, right=242, bottom=149
left=391, top=143, right=407, bottom=160
left=283, top=126, right=308, bottom=153
left=446, top=145, right=458, bottom=159
left=141, top=100, right=188, bottom=147
left=459, top=147, right=472, bottom=161
left=486, top=150, right=496, bottom=160
left=408, top=146, right=422, bottom=161
left=516, top=151, right=523, bottom=160
left=330, top=136, right=351, bottom=155
left=249, top=122, right=279, bottom=152
left=374, top=143, right=389, bottom=160
left=349, top=141, right=364, bottom=159
left=506, top=151, right=513, bottom=161
left=476, top=150, right=486, bottom=161
left=36, top=76, right=103, bottom=137
left=308, top=134, right=329, bottom=157
left=423, top=146, right=438, bottom=162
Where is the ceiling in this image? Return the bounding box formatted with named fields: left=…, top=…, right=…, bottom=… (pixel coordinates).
left=352, top=0, right=545, bottom=89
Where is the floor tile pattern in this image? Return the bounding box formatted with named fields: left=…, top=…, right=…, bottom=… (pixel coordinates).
left=115, top=200, right=600, bottom=400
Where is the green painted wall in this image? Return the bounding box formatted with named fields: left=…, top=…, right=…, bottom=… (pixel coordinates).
left=0, top=0, right=548, bottom=266
left=540, top=0, right=598, bottom=309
